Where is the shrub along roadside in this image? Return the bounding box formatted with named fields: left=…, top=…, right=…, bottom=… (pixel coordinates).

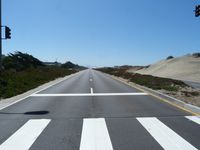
left=96, top=67, right=188, bottom=92
left=0, top=67, right=77, bottom=99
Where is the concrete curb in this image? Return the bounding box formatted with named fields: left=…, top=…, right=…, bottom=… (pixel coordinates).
left=104, top=73, right=200, bottom=116
left=0, top=71, right=83, bottom=110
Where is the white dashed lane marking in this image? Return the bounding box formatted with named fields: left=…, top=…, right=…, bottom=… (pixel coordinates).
left=90, top=88, right=94, bottom=94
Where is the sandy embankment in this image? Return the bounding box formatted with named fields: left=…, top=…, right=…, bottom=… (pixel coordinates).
left=129, top=55, right=200, bottom=83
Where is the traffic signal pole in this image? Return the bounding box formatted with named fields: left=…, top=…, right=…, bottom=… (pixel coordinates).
left=0, top=0, right=2, bottom=72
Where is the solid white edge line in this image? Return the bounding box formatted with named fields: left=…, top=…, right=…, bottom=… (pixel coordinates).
left=0, top=119, right=51, bottom=150
left=80, top=118, right=113, bottom=150
left=137, top=117, right=197, bottom=150
left=31, top=92, right=149, bottom=97
left=0, top=95, right=32, bottom=111
left=32, top=71, right=84, bottom=94
left=0, top=71, right=83, bottom=111
left=185, top=116, right=200, bottom=125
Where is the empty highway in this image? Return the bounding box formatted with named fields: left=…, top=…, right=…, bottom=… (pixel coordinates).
left=0, top=69, right=199, bottom=150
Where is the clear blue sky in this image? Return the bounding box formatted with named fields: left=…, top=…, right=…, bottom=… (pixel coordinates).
left=2, top=0, right=200, bottom=67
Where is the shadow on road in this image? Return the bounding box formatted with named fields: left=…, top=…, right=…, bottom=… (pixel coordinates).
left=0, top=110, right=49, bottom=115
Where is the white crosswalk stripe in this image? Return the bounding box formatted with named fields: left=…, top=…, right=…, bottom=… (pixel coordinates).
left=79, top=118, right=113, bottom=150
left=137, top=117, right=198, bottom=150
left=185, top=116, right=200, bottom=125
left=0, top=116, right=199, bottom=150
left=0, top=119, right=51, bottom=150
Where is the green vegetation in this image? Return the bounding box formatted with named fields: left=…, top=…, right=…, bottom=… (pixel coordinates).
left=61, top=61, right=86, bottom=70
left=97, top=67, right=188, bottom=92
left=192, top=52, right=200, bottom=58
left=0, top=51, right=82, bottom=99
left=0, top=67, right=76, bottom=98
left=166, top=56, right=174, bottom=60
left=2, top=51, right=44, bottom=71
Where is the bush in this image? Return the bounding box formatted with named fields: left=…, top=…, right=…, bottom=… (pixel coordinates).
left=0, top=67, right=76, bottom=99
left=97, top=67, right=188, bottom=92
left=61, top=61, right=86, bottom=70
left=192, top=53, right=200, bottom=58
left=130, top=73, right=185, bottom=91
left=166, top=56, right=174, bottom=60
left=2, top=51, right=44, bottom=71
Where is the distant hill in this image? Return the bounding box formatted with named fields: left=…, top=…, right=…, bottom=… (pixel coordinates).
left=131, top=53, right=200, bottom=83
left=61, top=61, right=87, bottom=70
left=44, top=62, right=62, bottom=66
left=2, top=51, right=87, bottom=71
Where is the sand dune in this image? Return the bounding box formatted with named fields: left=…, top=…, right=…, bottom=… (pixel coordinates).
left=130, top=54, right=200, bottom=83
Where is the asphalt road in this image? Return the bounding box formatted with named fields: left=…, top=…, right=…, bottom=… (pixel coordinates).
left=184, top=81, right=200, bottom=89
left=0, top=69, right=200, bottom=150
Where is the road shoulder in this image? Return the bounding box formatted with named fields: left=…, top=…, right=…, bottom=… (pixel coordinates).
left=0, top=71, right=83, bottom=110
left=104, top=73, right=200, bottom=116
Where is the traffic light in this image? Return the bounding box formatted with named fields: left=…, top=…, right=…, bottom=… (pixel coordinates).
left=195, top=5, right=200, bottom=17
left=5, top=26, right=11, bottom=39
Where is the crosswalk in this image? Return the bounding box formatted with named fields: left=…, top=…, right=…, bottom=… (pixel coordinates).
left=137, top=117, right=197, bottom=150
left=0, top=116, right=199, bottom=150
left=0, top=119, right=50, bottom=150
left=80, top=118, right=113, bottom=150
left=186, top=116, right=200, bottom=125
